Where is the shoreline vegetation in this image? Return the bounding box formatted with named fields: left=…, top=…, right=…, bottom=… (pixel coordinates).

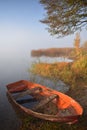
left=30, top=55, right=87, bottom=87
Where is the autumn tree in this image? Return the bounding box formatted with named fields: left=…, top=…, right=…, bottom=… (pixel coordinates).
left=73, top=32, right=81, bottom=56
left=74, top=32, right=80, bottom=49
left=40, top=0, right=87, bottom=37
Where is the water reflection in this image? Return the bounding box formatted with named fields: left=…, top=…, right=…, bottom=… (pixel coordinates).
left=29, top=74, right=69, bottom=93
left=31, top=56, right=73, bottom=63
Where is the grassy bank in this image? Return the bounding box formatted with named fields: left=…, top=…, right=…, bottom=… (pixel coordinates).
left=30, top=55, right=87, bottom=89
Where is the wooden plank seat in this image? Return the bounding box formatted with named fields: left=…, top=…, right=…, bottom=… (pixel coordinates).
left=13, top=87, right=42, bottom=100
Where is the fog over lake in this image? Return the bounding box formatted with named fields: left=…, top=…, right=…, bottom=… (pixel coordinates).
left=0, top=49, right=30, bottom=130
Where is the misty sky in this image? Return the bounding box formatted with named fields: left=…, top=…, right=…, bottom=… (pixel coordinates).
left=0, top=0, right=87, bottom=59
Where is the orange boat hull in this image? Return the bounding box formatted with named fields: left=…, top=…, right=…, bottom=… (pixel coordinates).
left=6, top=80, right=83, bottom=124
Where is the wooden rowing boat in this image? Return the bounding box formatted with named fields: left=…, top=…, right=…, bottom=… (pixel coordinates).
left=6, top=80, right=83, bottom=124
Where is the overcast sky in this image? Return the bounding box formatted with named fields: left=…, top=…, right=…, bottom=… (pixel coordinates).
left=0, top=0, right=87, bottom=58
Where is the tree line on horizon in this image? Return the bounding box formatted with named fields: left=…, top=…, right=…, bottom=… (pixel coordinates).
left=31, top=33, right=87, bottom=58
left=31, top=48, right=74, bottom=57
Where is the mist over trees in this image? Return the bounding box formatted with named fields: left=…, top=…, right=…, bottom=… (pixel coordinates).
left=40, top=0, right=87, bottom=37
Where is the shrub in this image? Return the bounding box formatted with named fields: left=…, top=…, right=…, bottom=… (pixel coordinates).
left=71, top=55, right=87, bottom=80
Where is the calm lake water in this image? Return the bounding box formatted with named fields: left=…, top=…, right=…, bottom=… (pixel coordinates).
left=0, top=55, right=69, bottom=130
left=0, top=54, right=30, bottom=130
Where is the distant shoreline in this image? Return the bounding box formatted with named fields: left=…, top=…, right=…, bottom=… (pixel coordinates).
left=31, top=47, right=74, bottom=57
